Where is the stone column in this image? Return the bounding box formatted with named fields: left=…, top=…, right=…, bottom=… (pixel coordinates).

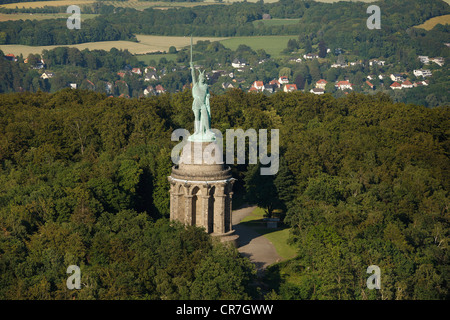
left=201, top=195, right=210, bottom=231
left=214, top=184, right=226, bottom=234
left=184, top=195, right=193, bottom=226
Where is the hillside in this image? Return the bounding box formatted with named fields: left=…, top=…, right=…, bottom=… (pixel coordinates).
left=0, top=89, right=448, bottom=300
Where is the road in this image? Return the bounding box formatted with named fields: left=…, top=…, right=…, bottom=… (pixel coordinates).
left=232, top=205, right=282, bottom=275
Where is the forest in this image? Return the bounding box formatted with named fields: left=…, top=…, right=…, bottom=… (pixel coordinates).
left=0, top=88, right=448, bottom=299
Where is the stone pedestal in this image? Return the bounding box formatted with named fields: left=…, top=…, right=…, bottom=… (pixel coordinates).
left=168, top=141, right=238, bottom=246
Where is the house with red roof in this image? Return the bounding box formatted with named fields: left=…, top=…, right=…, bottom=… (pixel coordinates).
left=284, top=84, right=297, bottom=92
left=269, top=79, right=281, bottom=88
left=335, top=80, right=352, bottom=90
left=131, top=68, right=142, bottom=75
left=390, top=82, right=402, bottom=90
left=401, top=80, right=413, bottom=89
left=278, top=76, right=289, bottom=84
left=155, top=84, right=166, bottom=94
left=316, top=79, right=327, bottom=90
left=251, top=80, right=265, bottom=91
left=365, top=80, right=374, bottom=90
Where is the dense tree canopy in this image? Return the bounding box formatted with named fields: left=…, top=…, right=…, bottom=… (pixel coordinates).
left=0, top=80, right=448, bottom=300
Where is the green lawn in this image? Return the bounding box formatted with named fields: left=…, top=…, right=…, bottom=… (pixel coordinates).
left=219, top=35, right=298, bottom=58
left=240, top=207, right=297, bottom=260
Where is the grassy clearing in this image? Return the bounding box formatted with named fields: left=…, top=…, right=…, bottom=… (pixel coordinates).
left=240, top=207, right=297, bottom=260
left=220, top=35, right=298, bottom=58
left=414, top=14, right=450, bottom=30
left=0, top=35, right=227, bottom=57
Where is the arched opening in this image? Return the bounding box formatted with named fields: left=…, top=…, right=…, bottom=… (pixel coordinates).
left=191, top=186, right=200, bottom=226
left=208, top=186, right=215, bottom=233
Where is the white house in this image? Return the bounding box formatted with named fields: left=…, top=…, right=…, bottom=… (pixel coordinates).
left=310, top=88, right=324, bottom=95
left=401, top=80, right=414, bottom=89
left=413, top=69, right=432, bottom=78
left=40, top=71, right=55, bottom=79
left=303, top=53, right=318, bottom=59
left=390, top=74, right=405, bottom=82
left=418, top=56, right=430, bottom=64
left=278, top=76, right=289, bottom=84
left=284, top=84, right=297, bottom=92
left=232, top=58, right=246, bottom=68
left=144, top=86, right=154, bottom=96
left=222, top=82, right=234, bottom=90
left=131, top=68, right=142, bottom=75
left=390, top=82, right=402, bottom=90
left=144, top=72, right=158, bottom=81
left=369, top=59, right=385, bottom=66
left=315, top=79, right=327, bottom=90
left=430, top=57, right=445, bottom=66
left=251, top=80, right=265, bottom=91
left=331, top=63, right=347, bottom=68
left=335, top=80, right=352, bottom=90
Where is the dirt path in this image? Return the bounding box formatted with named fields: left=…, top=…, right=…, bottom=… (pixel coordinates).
left=232, top=205, right=282, bottom=275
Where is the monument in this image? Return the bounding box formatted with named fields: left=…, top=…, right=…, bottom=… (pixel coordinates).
left=167, top=37, right=238, bottom=245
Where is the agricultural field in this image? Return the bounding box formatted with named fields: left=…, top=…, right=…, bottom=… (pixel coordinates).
left=0, top=35, right=228, bottom=56
left=0, top=0, right=227, bottom=10
left=219, top=35, right=299, bottom=58
left=0, top=0, right=95, bottom=9
left=414, top=14, right=450, bottom=30
left=0, top=12, right=98, bottom=21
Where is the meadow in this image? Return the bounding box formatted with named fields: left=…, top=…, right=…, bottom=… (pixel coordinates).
left=0, top=35, right=228, bottom=57
left=220, top=35, right=299, bottom=58
left=414, top=14, right=450, bottom=30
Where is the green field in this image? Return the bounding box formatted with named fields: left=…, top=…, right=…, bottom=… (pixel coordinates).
left=240, top=207, right=297, bottom=260
left=1, top=34, right=297, bottom=59
left=0, top=35, right=227, bottom=57
left=220, top=35, right=298, bottom=58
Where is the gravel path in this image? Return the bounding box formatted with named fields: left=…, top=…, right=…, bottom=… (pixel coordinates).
left=232, top=205, right=282, bottom=274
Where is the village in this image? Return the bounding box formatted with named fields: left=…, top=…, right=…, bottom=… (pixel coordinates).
left=2, top=48, right=446, bottom=100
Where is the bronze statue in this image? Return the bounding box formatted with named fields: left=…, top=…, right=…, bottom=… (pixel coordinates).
left=188, top=36, right=215, bottom=142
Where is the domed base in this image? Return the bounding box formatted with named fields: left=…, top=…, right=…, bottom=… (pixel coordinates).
left=211, top=230, right=239, bottom=247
